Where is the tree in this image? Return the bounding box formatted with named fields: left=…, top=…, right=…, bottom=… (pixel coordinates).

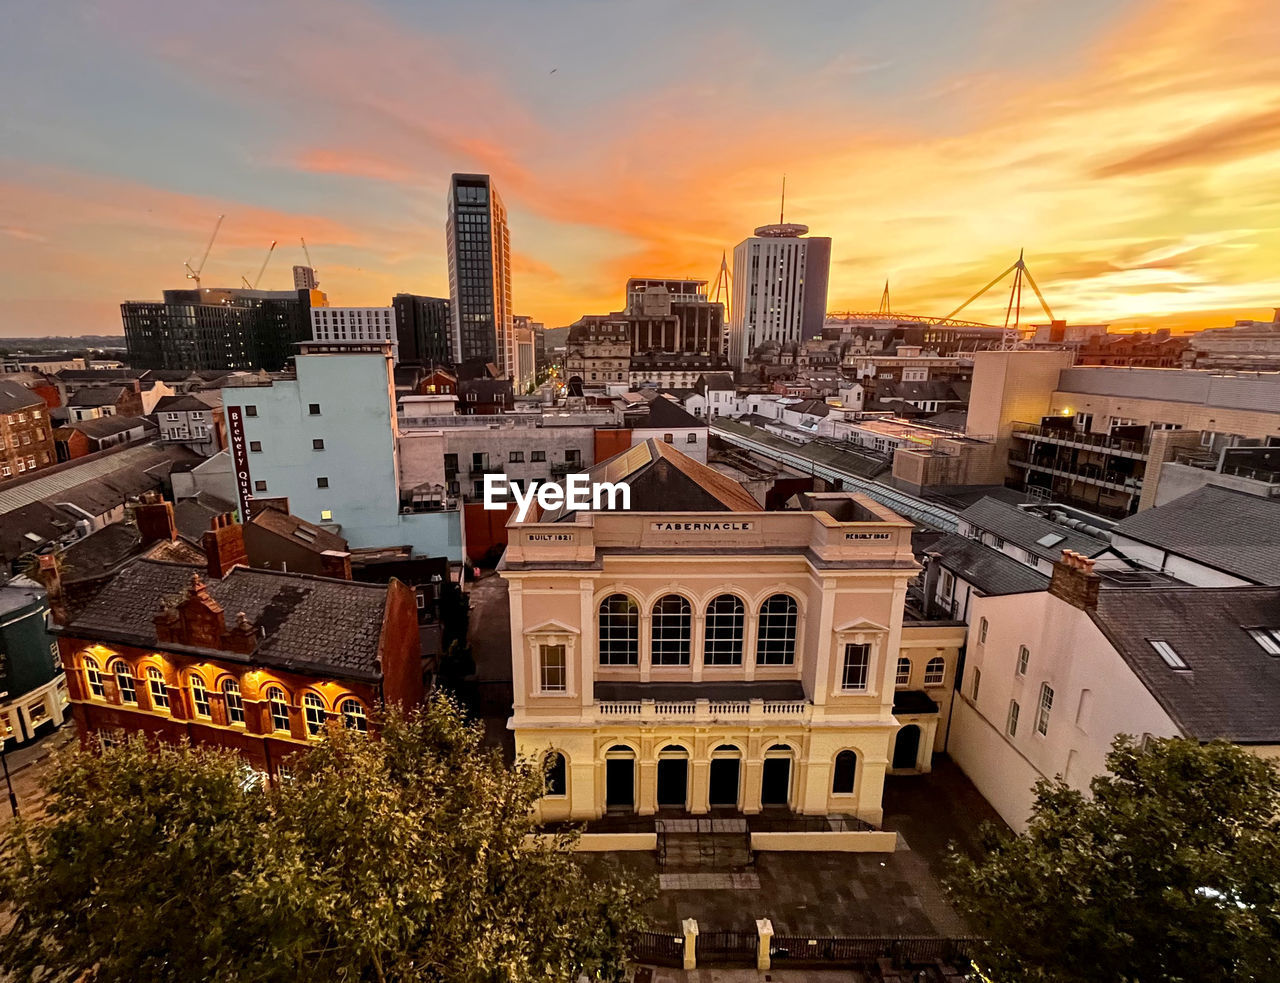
left=0, top=697, right=649, bottom=982
left=945, top=736, right=1280, bottom=982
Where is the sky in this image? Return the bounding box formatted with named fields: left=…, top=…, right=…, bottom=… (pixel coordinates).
left=2, top=0, right=1279, bottom=338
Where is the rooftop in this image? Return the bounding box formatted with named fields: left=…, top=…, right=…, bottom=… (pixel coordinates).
left=61, top=415, right=155, bottom=439
left=926, top=533, right=1050, bottom=596
left=67, top=386, right=128, bottom=407
left=0, top=380, right=44, bottom=413
left=1056, top=365, right=1280, bottom=413
left=0, top=444, right=199, bottom=515
left=958, top=497, right=1111, bottom=562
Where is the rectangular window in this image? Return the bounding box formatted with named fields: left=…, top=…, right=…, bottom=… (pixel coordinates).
left=840, top=643, right=870, bottom=692
left=1006, top=700, right=1020, bottom=736
left=1247, top=628, right=1280, bottom=656
left=244, top=405, right=257, bottom=417
left=978, top=617, right=988, bottom=644
left=250, top=441, right=262, bottom=452
left=1036, top=683, right=1054, bottom=735
left=686, top=433, right=697, bottom=444
left=531, top=450, right=546, bottom=462
left=312, top=438, right=324, bottom=450
left=316, top=477, right=329, bottom=488
left=254, top=480, right=267, bottom=492
left=1017, top=645, right=1029, bottom=675
left=509, top=450, right=524, bottom=462
left=972, top=667, right=982, bottom=700
left=320, top=510, right=333, bottom=521
left=1148, top=639, right=1188, bottom=670
left=539, top=645, right=567, bottom=693
left=309, top=403, right=321, bottom=415
left=565, top=449, right=580, bottom=464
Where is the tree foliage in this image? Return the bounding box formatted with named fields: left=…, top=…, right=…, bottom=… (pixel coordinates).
left=0, top=697, right=649, bottom=982
left=946, top=736, right=1280, bottom=982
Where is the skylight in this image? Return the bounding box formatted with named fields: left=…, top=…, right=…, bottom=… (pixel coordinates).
left=1148, top=639, right=1189, bottom=670
left=1247, top=628, right=1280, bottom=657
left=1036, top=532, right=1065, bottom=548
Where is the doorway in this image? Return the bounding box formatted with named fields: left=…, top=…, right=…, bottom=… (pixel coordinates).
left=761, top=757, right=791, bottom=807
left=605, top=757, right=635, bottom=811
left=893, top=725, right=921, bottom=770
left=709, top=757, right=740, bottom=808
left=656, top=757, right=688, bottom=809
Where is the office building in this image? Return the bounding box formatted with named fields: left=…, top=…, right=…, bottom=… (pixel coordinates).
left=446, top=174, right=513, bottom=374
left=311, top=306, right=398, bottom=361
left=728, top=223, right=831, bottom=367
left=512, top=315, right=538, bottom=393
left=393, top=294, right=452, bottom=367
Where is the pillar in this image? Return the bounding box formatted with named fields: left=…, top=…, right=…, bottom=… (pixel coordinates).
left=743, top=757, right=764, bottom=814
left=638, top=758, right=657, bottom=816
left=690, top=758, right=710, bottom=814
left=682, top=918, right=698, bottom=971
left=756, top=918, right=774, bottom=971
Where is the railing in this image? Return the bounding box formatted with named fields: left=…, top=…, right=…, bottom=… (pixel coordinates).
left=767, top=935, right=978, bottom=969
left=632, top=930, right=684, bottom=967
left=1009, top=458, right=1143, bottom=494
left=749, top=813, right=879, bottom=833
left=1012, top=421, right=1149, bottom=457
left=708, top=700, right=750, bottom=715
left=595, top=698, right=812, bottom=722
left=654, top=701, right=696, bottom=716
left=597, top=701, right=642, bottom=716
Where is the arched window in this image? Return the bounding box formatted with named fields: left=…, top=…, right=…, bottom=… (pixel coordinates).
left=190, top=674, right=211, bottom=718
left=832, top=750, right=857, bottom=795
left=146, top=667, right=169, bottom=711
left=83, top=656, right=105, bottom=700
left=651, top=594, right=691, bottom=666
left=924, top=657, right=946, bottom=686
left=223, top=678, right=245, bottom=726
left=111, top=660, right=136, bottom=705
left=545, top=751, right=567, bottom=797
left=756, top=594, right=798, bottom=665
left=767, top=743, right=792, bottom=753
left=265, top=686, right=290, bottom=732
left=598, top=594, right=639, bottom=666
left=704, top=594, right=744, bottom=666
left=303, top=693, right=326, bottom=738
left=895, top=657, right=911, bottom=686
left=340, top=698, right=368, bottom=734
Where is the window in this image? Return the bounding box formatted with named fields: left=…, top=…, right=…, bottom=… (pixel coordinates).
left=972, top=667, right=982, bottom=700
left=1036, top=683, right=1054, bottom=735
left=508, top=450, right=524, bottom=462
left=1148, top=639, right=1188, bottom=670
left=266, top=686, right=290, bottom=732
left=841, top=644, right=870, bottom=692
left=244, top=405, right=257, bottom=417
left=317, top=477, right=329, bottom=488
left=650, top=594, right=691, bottom=665
left=832, top=750, right=857, bottom=794
left=703, top=594, right=744, bottom=666
left=940, top=571, right=954, bottom=599
left=539, top=645, right=567, bottom=692
left=190, top=674, right=211, bottom=718
left=312, top=438, right=324, bottom=450
left=83, top=656, right=105, bottom=699
left=165, top=412, right=180, bottom=422
left=1017, top=645, right=1030, bottom=675
left=686, top=433, right=697, bottom=444
left=1006, top=700, right=1020, bottom=736
left=663, top=433, right=674, bottom=443
left=250, top=440, right=262, bottom=452
left=924, top=657, right=945, bottom=686
left=254, top=480, right=267, bottom=492
left=223, top=678, right=245, bottom=725
left=1247, top=628, right=1280, bottom=656
left=565, top=449, right=580, bottom=464
left=303, top=693, right=326, bottom=737
left=545, top=752, right=567, bottom=797
left=598, top=594, right=639, bottom=666
left=895, top=657, right=911, bottom=685
left=756, top=594, right=797, bottom=665
left=320, top=510, right=332, bottom=521
left=147, top=667, right=169, bottom=711
left=340, top=699, right=368, bottom=733
left=978, top=617, right=988, bottom=644
left=308, top=403, right=321, bottom=415
left=112, top=660, right=137, bottom=704
left=531, top=450, right=546, bottom=462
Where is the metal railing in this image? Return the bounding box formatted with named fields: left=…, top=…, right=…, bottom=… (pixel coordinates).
left=1012, top=421, right=1149, bottom=457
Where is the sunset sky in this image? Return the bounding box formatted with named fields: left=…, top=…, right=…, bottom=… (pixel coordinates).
left=2, top=0, right=1279, bottom=338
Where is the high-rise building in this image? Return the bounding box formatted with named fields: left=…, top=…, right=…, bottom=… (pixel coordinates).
left=122, top=288, right=317, bottom=372
left=446, top=174, right=513, bottom=374
left=728, top=223, right=831, bottom=367
left=512, top=315, right=537, bottom=393
left=293, top=265, right=318, bottom=290
left=311, top=306, right=398, bottom=361
left=392, top=294, right=452, bottom=367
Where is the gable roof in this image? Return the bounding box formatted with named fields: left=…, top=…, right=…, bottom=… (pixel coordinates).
left=65, top=415, right=154, bottom=439
left=636, top=395, right=705, bottom=430
left=1111, top=486, right=1280, bottom=585
left=926, top=533, right=1050, bottom=596
left=249, top=506, right=349, bottom=554
left=0, top=380, right=44, bottom=413
left=696, top=373, right=736, bottom=393
left=1090, top=587, right=1280, bottom=743
left=67, top=386, right=128, bottom=407
left=153, top=394, right=216, bottom=413
left=958, top=497, right=1110, bottom=562
left=62, top=557, right=392, bottom=681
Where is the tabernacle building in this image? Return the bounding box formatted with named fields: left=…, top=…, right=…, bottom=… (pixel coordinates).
left=500, top=440, right=953, bottom=825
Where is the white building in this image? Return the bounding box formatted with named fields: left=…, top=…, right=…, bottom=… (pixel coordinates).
left=728, top=223, right=830, bottom=368
left=311, top=307, right=398, bottom=362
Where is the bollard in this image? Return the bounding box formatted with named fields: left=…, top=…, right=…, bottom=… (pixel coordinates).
left=756, top=918, right=774, bottom=971
left=681, top=918, right=699, bottom=971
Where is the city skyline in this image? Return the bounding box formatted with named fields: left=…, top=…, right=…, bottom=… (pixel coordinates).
left=3, top=0, right=1280, bottom=338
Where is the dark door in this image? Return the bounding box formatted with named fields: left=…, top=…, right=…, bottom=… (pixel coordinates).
left=709, top=758, right=740, bottom=807
left=893, top=725, right=921, bottom=770
left=761, top=757, right=791, bottom=807
left=656, top=758, right=688, bottom=809
left=606, top=758, right=634, bottom=810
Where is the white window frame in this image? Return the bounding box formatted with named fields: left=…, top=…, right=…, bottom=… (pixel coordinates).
left=1006, top=700, right=1020, bottom=737
left=923, top=656, right=945, bottom=686
left=1036, top=683, right=1054, bottom=736
left=539, top=644, right=567, bottom=693
left=1017, top=645, right=1029, bottom=675
left=895, top=657, right=911, bottom=686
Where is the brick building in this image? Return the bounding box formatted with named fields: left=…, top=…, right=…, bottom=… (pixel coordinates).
left=0, top=379, right=56, bottom=481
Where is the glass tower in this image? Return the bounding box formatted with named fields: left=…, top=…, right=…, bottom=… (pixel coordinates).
left=445, top=174, right=513, bottom=374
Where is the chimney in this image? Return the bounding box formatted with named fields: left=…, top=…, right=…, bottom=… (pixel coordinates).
left=1049, top=549, right=1100, bottom=611
left=35, top=554, right=68, bottom=626
left=202, top=512, right=248, bottom=580
left=135, top=491, right=178, bottom=545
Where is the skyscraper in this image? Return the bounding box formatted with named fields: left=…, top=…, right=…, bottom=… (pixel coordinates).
left=727, top=222, right=831, bottom=367
left=392, top=294, right=452, bottom=367
left=445, top=174, right=513, bottom=374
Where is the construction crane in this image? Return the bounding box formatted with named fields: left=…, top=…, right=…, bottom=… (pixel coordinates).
left=245, top=240, right=277, bottom=289
left=184, top=214, right=224, bottom=289
left=300, top=237, right=316, bottom=277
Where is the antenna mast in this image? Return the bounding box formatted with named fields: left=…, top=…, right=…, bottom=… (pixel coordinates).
left=779, top=174, right=786, bottom=225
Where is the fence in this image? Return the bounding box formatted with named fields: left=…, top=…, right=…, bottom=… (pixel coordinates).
left=768, top=934, right=978, bottom=969
left=696, top=930, right=758, bottom=967
left=632, top=930, right=683, bottom=967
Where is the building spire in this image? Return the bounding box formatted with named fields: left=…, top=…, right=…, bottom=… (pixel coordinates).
left=780, top=174, right=786, bottom=225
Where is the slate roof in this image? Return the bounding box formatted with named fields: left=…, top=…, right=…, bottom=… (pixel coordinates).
left=0, top=380, right=44, bottom=413
left=66, top=415, right=154, bottom=439
left=173, top=499, right=223, bottom=542
left=925, top=533, right=1050, bottom=596
left=60, top=523, right=144, bottom=574
left=62, top=557, right=392, bottom=681
left=790, top=399, right=831, bottom=418
left=636, top=395, right=705, bottom=430
left=1110, top=486, right=1280, bottom=585
left=250, top=506, right=349, bottom=553
left=1090, top=587, right=1280, bottom=743
left=958, top=497, right=1110, bottom=562
left=0, top=501, right=77, bottom=564
left=0, top=445, right=201, bottom=514
left=67, top=386, right=128, bottom=407
left=695, top=373, right=736, bottom=393
left=153, top=394, right=216, bottom=414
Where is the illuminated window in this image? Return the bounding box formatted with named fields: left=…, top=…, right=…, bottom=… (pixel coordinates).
left=190, top=674, right=211, bottom=718
left=756, top=595, right=797, bottom=665
left=340, top=698, right=367, bottom=733
left=320, top=510, right=333, bottom=521
left=223, top=678, right=245, bottom=725
left=598, top=594, right=639, bottom=666
left=895, top=657, right=911, bottom=686
left=924, top=657, right=945, bottom=686
left=266, top=686, right=290, bottom=732
left=83, top=655, right=105, bottom=699
left=703, top=594, right=744, bottom=666
left=303, top=693, right=326, bottom=737
left=111, top=660, right=137, bottom=704
left=147, top=667, right=169, bottom=711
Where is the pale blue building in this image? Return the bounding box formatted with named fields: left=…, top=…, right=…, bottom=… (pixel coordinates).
left=221, top=341, right=464, bottom=562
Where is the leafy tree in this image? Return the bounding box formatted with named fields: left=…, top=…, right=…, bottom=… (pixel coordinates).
left=0, top=697, right=649, bottom=982
left=946, top=736, right=1280, bottom=982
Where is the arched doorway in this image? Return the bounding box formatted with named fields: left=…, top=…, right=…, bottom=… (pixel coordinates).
left=893, top=725, right=921, bottom=770
left=656, top=744, right=689, bottom=810
left=761, top=744, right=793, bottom=808
left=709, top=745, right=741, bottom=808
left=605, top=745, right=635, bottom=811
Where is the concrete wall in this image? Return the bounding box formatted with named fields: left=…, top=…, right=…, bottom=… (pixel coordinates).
left=750, top=830, right=898, bottom=852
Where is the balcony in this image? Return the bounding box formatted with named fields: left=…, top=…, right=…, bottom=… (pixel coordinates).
left=1010, top=457, right=1143, bottom=495
left=595, top=697, right=812, bottom=723
left=1012, top=422, right=1148, bottom=460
